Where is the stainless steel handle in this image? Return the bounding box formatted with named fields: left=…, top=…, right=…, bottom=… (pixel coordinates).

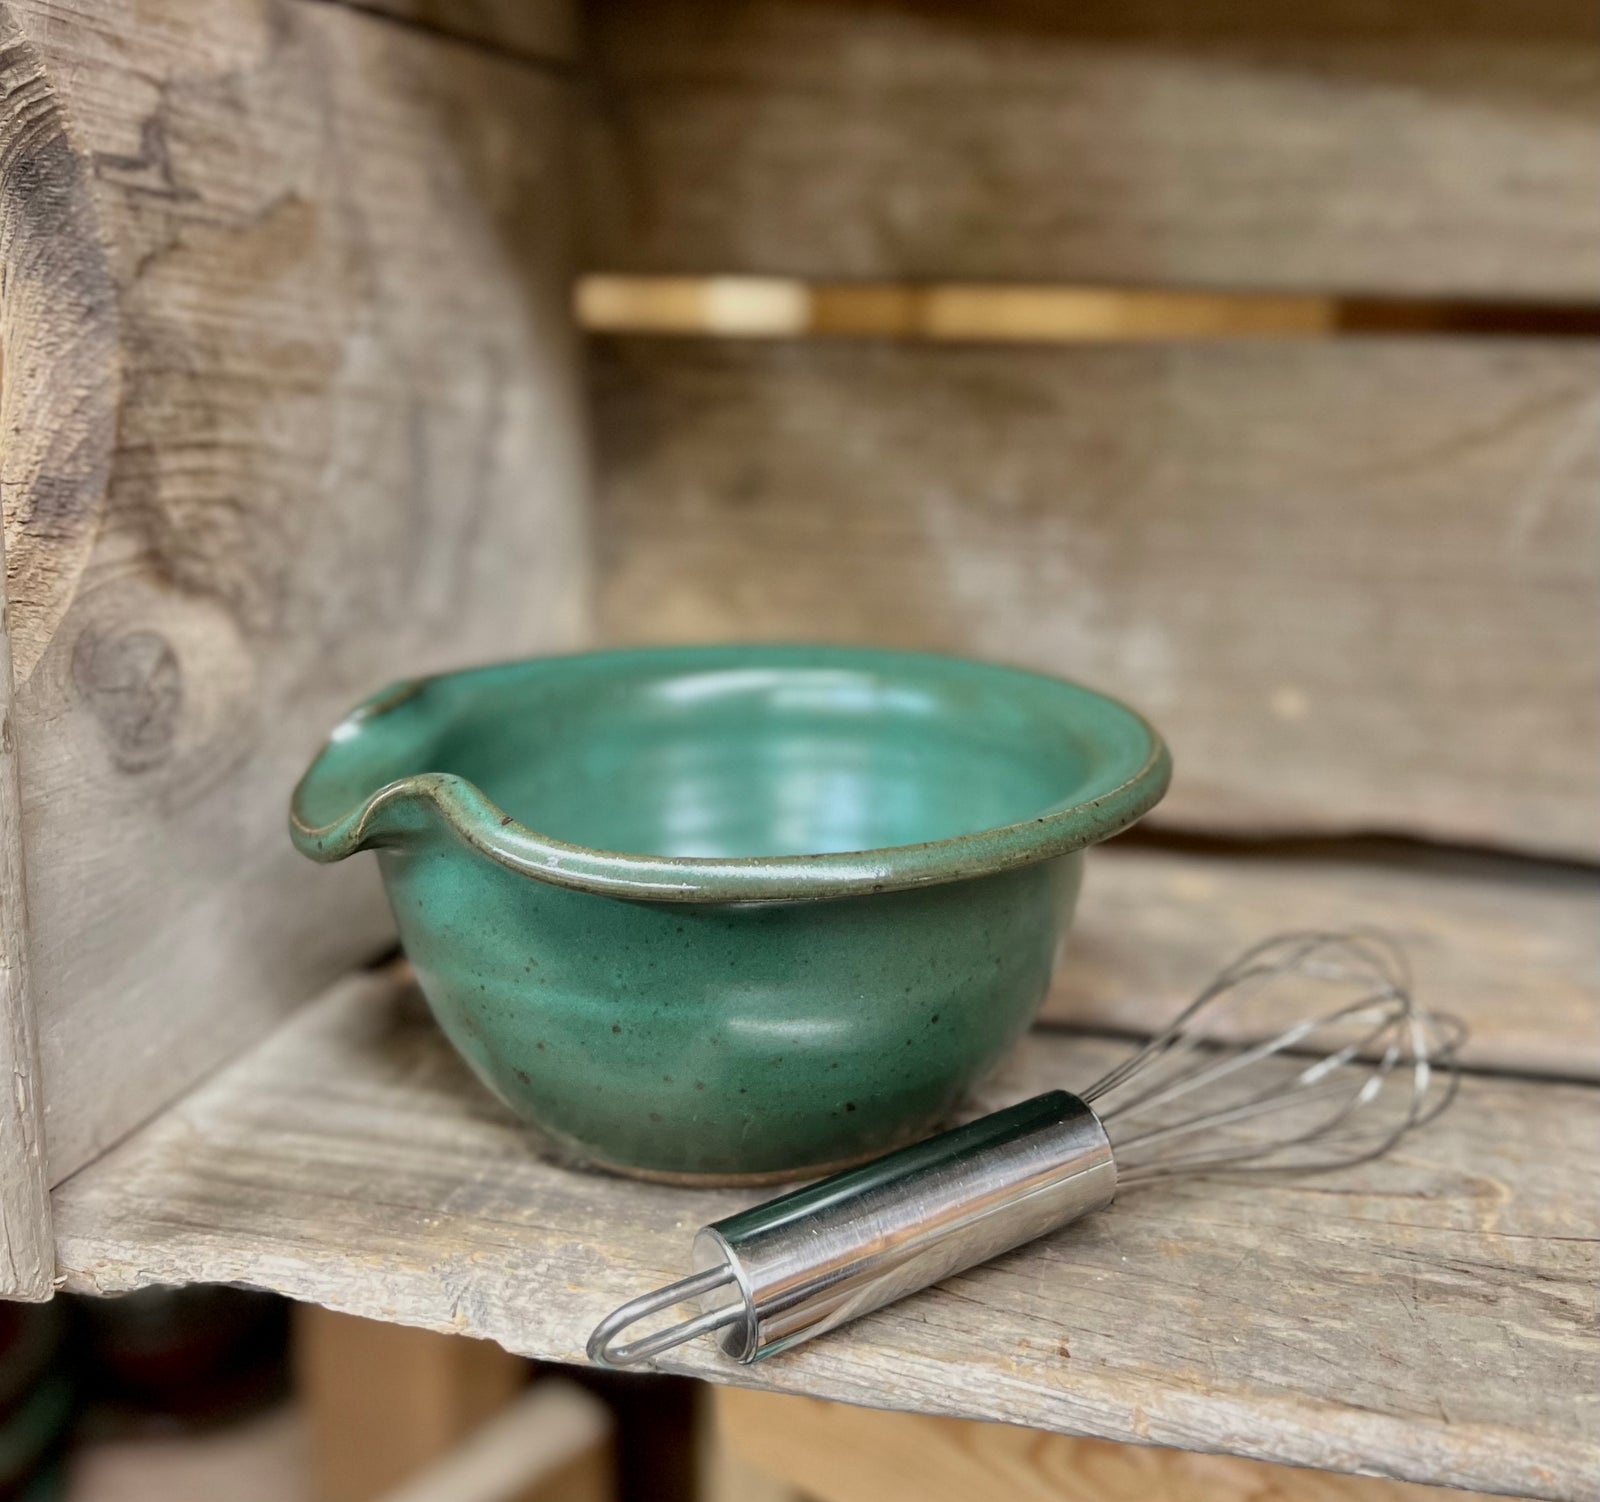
left=589, top=1090, right=1115, bottom=1366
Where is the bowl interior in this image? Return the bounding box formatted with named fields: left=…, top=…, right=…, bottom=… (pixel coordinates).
left=321, top=648, right=1155, bottom=861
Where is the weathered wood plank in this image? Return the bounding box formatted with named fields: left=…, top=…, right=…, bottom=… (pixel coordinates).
left=0, top=452, right=51, bottom=1300
left=1058, top=842, right=1600, bottom=1080
left=580, top=0, right=1600, bottom=299
left=52, top=954, right=1600, bottom=1501
left=592, top=336, right=1600, bottom=860
left=1, top=0, right=591, bottom=1185
left=0, top=6, right=120, bottom=704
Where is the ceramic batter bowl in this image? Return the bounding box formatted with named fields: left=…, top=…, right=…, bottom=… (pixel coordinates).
left=290, top=645, right=1169, bottom=1183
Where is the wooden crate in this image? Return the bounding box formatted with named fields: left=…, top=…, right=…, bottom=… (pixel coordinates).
left=3, top=1, right=1597, bottom=1497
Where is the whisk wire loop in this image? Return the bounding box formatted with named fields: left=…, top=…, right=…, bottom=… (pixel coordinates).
left=1081, top=930, right=1460, bottom=1185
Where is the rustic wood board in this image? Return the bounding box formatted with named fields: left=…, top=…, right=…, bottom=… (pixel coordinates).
left=53, top=956, right=1600, bottom=1500
left=0, top=499, right=51, bottom=1299
left=1057, top=842, right=1600, bottom=1080
left=592, top=336, right=1600, bottom=860
left=0, top=0, right=591, bottom=1186
left=579, top=0, right=1600, bottom=300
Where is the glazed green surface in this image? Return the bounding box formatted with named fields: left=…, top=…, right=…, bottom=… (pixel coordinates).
left=291, top=645, right=1169, bottom=1178
left=387, top=845, right=1080, bottom=1177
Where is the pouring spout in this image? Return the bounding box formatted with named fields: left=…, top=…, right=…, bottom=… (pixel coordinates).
left=289, top=678, right=450, bottom=862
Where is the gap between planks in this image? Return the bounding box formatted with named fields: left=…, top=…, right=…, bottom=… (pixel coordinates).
left=576, top=275, right=1600, bottom=343
left=1049, top=841, right=1599, bottom=1083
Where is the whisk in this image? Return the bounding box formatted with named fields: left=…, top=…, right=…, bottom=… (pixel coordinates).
left=588, top=931, right=1463, bottom=1368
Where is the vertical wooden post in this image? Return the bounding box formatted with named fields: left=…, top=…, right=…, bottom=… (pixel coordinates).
left=0, top=388, right=53, bottom=1300
left=698, top=1386, right=806, bottom=1502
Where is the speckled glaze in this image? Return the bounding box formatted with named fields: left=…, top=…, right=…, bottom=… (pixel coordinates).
left=290, top=645, right=1169, bottom=1182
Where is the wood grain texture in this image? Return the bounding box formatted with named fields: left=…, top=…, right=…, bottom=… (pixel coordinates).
left=712, top=1387, right=1514, bottom=1502
left=0, top=0, right=592, bottom=1186
left=579, top=0, right=1600, bottom=299
left=0, top=465, right=51, bottom=1300
left=343, top=0, right=576, bottom=63
left=0, top=7, right=120, bottom=686
left=592, top=336, right=1600, bottom=859
left=1056, top=842, right=1600, bottom=1080
left=52, top=957, right=1600, bottom=1501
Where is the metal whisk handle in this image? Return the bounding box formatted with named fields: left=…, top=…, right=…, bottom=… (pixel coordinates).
left=589, top=1090, right=1116, bottom=1367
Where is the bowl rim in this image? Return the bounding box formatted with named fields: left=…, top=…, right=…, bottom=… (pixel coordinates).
left=290, top=644, right=1172, bottom=903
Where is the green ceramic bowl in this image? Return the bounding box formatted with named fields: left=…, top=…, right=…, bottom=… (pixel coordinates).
left=291, top=646, right=1169, bottom=1182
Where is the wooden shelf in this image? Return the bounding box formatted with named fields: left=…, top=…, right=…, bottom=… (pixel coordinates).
left=51, top=848, right=1600, bottom=1502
